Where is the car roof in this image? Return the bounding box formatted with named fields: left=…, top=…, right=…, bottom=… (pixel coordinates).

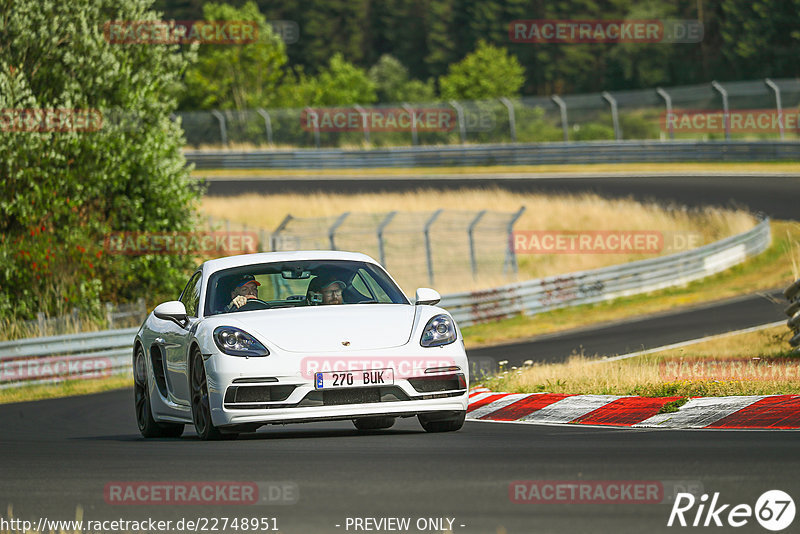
left=201, top=250, right=379, bottom=275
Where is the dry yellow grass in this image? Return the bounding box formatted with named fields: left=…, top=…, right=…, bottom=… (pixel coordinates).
left=480, top=326, right=800, bottom=397
left=192, top=161, right=800, bottom=179
left=200, top=188, right=755, bottom=294
left=191, top=161, right=800, bottom=177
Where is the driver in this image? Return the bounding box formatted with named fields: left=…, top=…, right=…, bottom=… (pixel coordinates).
left=225, top=274, right=261, bottom=312
left=306, top=276, right=345, bottom=305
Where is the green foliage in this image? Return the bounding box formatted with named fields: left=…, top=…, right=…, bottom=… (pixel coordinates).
left=368, top=54, right=436, bottom=103
left=0, top=0, right=201, bottom=321
left=439, top=40, right=525, bottom=100
left=181, top=1, right=290, bottom=110
left=281, top=53, right=377, bottom=107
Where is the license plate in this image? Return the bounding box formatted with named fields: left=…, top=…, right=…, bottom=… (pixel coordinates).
left=315, top=369, right=394, bottom=390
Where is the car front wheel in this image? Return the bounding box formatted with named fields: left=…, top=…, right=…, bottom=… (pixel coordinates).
left=190, top=350, right=237, bottom=441
left=353, top=416, right=395, bottom=430
left=418, top=410, right=466, bottom=433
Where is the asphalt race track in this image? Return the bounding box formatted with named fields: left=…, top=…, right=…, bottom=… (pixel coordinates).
left=468, top=289, right=788, bottom=374
left=3, top=175, right=799, bottom=533
left=202, top=175, right=800, bottom=220
left=2, top=388, right=800, bottom=534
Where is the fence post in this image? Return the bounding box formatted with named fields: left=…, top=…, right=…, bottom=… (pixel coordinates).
left=602, top=91, right=621, bottom=141
left=105, top=302, right=114, bottom=329
left=656, top=87, right=674, bottom=140
left=37, top=312, right=45, bottom=337
left=402, top=103, right=418, bottom=145
left=256, top=108, right=274, bottom=147
left=449, top=100, right=467, bottom=144
left=498, top=97, right=517, bottom=142
left=304, top=107, right=321, bottom=148
left=272, top=214, right=293, bottom=251
left=354, top=105, right=370, bottom=145
left=765, top=78, right=784, bottom=140
left=328, top=212, right=350, bottom=250
left=377, top=211, right=397, bottom=266
left=71, top=307, right=81, bottom=332
left=468, top=210, right=487, bottom=279
left=711, top=81, right=730, bottom=140
left=504, top=206, right=526, bottom=277
left=424, top=209, right=443, bottom=286
left=210, top=110, right=228, bottom=146
left=551, top=95, right=569, bottom=142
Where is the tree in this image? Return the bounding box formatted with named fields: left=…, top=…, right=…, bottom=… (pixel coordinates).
left=181, top=2, right=290, bottom=110
left=368, top=54, right=436, bottom=103
left=439, top=40, right=525, bottom=100
left=0, top=0, right=201, bottom=321
left=281, top=53, right=377, bottom=106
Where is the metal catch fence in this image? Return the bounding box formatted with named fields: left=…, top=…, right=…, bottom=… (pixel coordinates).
left=207, top=207, right=526, bottom=295
left=178, top=78, right=800, bottom=148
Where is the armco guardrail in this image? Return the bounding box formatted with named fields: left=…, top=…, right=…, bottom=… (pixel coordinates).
left=185, top=141, right=800, bottom=170
left=0, top=219, right=771, bottom=388
left=440, top=218, right=771, bottom=327
left=0, top=327, right=137, bottom=389
left=785, top=279, right=800, bottom=350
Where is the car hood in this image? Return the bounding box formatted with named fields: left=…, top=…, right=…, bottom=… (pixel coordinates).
left=229, top=305, right=417, bottom=352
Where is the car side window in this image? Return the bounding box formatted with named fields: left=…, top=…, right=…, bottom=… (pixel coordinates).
left=357, top=269, right=392, bottom=302
left=180, top=271, right=202, bottom=317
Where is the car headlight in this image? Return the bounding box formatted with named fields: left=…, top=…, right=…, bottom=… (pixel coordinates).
left=213, top=326, right=269, bottom=357
left=420, top=314, right=457, bottom=347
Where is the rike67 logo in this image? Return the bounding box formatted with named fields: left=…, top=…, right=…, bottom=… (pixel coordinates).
left=668, top=490, right=795, bottom=531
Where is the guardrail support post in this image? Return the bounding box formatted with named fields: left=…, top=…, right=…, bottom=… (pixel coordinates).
left=551, top=95, right=569, bottom=142
left=424, top=209, right=444, bottom=286
left=499, top=97, right=517, bottom=142
left=210, top=110, right=228, bottom=146
left=377, top=211, right=397, bottom=266
left=328, top=212, right=350, bottom=250
left=256, top=108, right=274, bottom=147
left=449, top=100, right=467, bottom=144
left=602, top=91, right=622, bottom=141
left=656, top=87, right=674, bottom=140
left=402, top=103, right=418, bottom=145
left=354, top=105, right=370, bottom=145
left=765, top=78, right=785, bottom=140
left=468, top=210, right=487, bottom=279
left=711, top=81, right=731, bottom=140
left=272, top=214, right=293, bottom=251
left=304, top=107, right=321, bottom=148
left=503, top=206, right=526, bottom=277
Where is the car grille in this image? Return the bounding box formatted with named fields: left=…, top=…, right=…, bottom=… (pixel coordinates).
left=408, top=373, right=466, bottom=393
left=224, top=384, right=295, bottom=404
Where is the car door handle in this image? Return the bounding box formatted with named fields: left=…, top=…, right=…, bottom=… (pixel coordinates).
left=154, top=337, right=181, bottom=348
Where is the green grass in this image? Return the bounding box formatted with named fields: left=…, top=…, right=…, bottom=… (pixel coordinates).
left=0, top=375, right=132, bottom=405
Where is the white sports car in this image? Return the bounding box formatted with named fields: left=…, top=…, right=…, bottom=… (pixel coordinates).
left=133, top=251, right=469, bottom=440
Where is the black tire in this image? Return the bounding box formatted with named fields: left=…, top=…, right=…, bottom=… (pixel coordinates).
left=353, top=416, right=395, bottom=430
left=190, top=349, right=238, bottom=441
left=418, top=410, right=466, bottom=433
left=134, top=345, right=184, bottom=438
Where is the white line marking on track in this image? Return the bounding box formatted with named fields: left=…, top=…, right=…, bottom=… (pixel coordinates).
left=597, top=321, right=786, bottom=363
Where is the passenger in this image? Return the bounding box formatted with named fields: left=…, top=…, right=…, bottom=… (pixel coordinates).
left=306, top=276, right=346, bottom=305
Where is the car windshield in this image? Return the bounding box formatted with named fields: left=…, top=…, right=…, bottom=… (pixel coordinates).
left=205, top=259, right=409, bottom=316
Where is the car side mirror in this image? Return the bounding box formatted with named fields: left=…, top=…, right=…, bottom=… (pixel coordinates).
left=415, top=288, right=441, bottom=306
left=154, top=301, right=188, bottom=327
